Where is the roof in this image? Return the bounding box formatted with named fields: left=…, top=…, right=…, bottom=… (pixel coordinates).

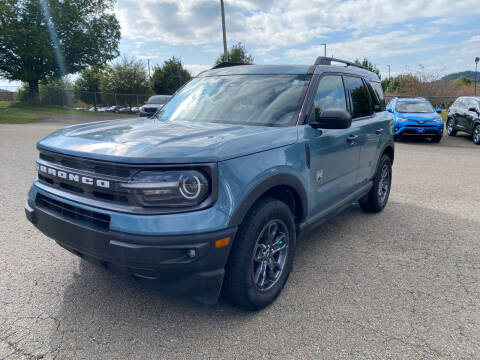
left=197, top=65, right=312, bottom=77
left=197, top=62, right=381, bottom=82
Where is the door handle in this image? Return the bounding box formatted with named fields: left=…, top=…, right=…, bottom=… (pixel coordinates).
left=376, top=128, right=384, bottom=135
left=346, top=135, right=359, bottom=143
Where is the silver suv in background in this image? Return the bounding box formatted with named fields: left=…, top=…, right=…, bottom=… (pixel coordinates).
left=139, top=95, right=171, bottom=117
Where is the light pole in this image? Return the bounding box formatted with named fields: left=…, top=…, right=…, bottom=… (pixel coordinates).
left=220, top=0, right=228, bottom=62
left=475, top=57, right=479, bottom=97
left=321, top=43, right=327, bottom=57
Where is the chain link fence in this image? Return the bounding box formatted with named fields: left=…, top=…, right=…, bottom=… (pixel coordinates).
left=0, top=85, right=153, bottom=108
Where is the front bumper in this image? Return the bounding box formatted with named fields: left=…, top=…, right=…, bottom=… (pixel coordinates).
left=25, top=190, right=237, bottom=304
left=394, top=122, right=444, bottom=136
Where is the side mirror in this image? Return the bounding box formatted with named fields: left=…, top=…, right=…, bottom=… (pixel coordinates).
left=468, top=107, right=478, bottom=113
left=310, top=108, right=352, bottom=130
left=387, top=108, right=393, bottom=113
left=436, top=109, right=442, bottom=113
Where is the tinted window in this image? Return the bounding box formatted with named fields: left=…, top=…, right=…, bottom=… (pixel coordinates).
left=396, top=101, right=434, bottom=113
left=344, top=76, right=371, bottom=118
left=368, top=81, right=385, bottom=111
left=454, top=98, right=466, bottom=109
left=147, top=95, right=170, bottom=104
left=157, top=75, right=310, bottom=126
left=313, top=76, right=347, bottom=120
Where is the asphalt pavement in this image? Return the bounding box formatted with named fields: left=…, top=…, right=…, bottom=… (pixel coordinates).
left=0, top=117, right=479, bottom=359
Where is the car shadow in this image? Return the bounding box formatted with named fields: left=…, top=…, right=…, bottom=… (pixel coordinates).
left=47, top=201, right=479, bottom=358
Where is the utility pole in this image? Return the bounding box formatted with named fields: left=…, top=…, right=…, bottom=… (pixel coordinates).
left=321, top=43, right=327, bottom=57
left=387, top=64, right=391, bottom=80
left=475, top=57, right=479, bottom=97
left=220, top=0, right=228, bottom=62
left=147, top=59, right=151, bottom=78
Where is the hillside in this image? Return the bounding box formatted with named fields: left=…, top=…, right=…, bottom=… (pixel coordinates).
left=442, top=71, right=479, bottom=82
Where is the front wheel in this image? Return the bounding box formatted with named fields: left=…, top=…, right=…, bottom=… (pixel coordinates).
left=473, top=125, right=480, bottom=145
left=446, top=118, right=457, bottom=136
left=225, top=198, right=296, bottom=311
left=360, top=154, right=392, bottom=213
left=431, top=135, right=442, bottom=143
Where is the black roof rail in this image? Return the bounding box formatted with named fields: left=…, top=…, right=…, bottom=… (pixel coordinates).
left=211, top=62, right=251, bottom=69
left=314, top=56, right=368, bottom=71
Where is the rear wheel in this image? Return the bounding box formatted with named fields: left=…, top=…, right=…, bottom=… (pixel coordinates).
left=360, top=154, right=392, bottom=213
left=473, top=125, right=480, bottom=145
left=446, top=118, right=457, bottom=136
left=225, top=198, right=296, bottom=311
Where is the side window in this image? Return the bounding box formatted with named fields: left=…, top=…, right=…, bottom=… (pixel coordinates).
left=368, top=81, right=386, bottom=112
left=313, top=75, right=347, bottom=121
left=344, top=76, right=372, bottom=118
left=467, top=99, right=479, bottom=111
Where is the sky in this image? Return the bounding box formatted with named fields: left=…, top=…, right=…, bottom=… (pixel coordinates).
left=1, top=0, right=480, bottom=88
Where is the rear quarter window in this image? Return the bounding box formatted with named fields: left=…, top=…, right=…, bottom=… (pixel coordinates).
left=368, top=81, right=386, bottom=112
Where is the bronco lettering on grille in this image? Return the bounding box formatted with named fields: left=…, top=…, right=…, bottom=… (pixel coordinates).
left=36, top=162, right=111, bottom=189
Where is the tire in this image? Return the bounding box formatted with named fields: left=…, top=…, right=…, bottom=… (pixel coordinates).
left=473, top=125, right=480, bottom=145
left=431, top=136, right=442, bottom=143
left=360, top=154, right=392, bottom=213
left=446, top=118, right=457, bottom=136
left=225, top=198, right=296, bottom=311
left=393, top=135, right=398, bottom=142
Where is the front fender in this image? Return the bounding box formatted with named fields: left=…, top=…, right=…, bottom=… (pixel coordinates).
left=227, top=172, right=308, bottom=227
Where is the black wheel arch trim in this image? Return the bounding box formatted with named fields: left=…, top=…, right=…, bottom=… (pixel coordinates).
left=228, top=173, right=308, bottom=227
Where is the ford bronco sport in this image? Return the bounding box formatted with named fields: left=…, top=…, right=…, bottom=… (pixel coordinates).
left=25, top=57, right=394, bottom=310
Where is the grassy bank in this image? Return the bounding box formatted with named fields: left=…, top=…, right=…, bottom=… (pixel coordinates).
left=0, top=101, right=134, bottom=124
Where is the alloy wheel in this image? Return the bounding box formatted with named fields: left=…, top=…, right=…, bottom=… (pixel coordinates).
left=378, top=164, right=390, bottom=205
left=251, top=219, right=289, bottom=291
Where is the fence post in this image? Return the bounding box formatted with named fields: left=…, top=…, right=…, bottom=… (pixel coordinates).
left=94, top=92, right=98, bottom=109
left=136, top=94, right=139, bottom=106
left=115, top=93, right=118, bottom=106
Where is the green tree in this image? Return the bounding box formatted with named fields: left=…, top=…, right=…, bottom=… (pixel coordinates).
left=101, top=56, right=150, bottom=94
left=0, top=0, right=120, bottom=101
left=454, top=76, right=474, bottom=87
left=354, top=58, right=381, bottom=79
left=151, top=57, right=192, bottom=95
left=215, top=42, right=254, bottom=65
left=74, top=68, right=105, bottom=106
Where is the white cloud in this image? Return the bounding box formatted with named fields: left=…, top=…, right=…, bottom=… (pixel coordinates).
left=287, top=31, right=444, bottom=61
left=116, top=0, right=480, bottom=50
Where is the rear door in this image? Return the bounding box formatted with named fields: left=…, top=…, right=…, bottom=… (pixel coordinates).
left=305, top=74, right=362, bottom=214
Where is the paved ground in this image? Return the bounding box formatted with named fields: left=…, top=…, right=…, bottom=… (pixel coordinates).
left=0, top=116, right=479, bottom=359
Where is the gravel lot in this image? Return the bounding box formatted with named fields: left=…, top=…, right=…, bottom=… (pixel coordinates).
left=1, top=116, right=479, bottom=359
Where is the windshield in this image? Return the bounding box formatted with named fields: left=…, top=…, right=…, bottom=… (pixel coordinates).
left=147, top=95, right=170, bottom=104
left=396, top=101, right=434, bottom=113
left=156, top=75, right=311, bottom=126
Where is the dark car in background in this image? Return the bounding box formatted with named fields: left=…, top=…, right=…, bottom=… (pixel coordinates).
left=446, top=96, right=480, bottom=145
left=139, top=95, right=171, bottom=117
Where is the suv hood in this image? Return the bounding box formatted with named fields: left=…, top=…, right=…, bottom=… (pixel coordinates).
left=37, top=118, right=298, bottom=164
left=396, top=112, right=441, bottom=121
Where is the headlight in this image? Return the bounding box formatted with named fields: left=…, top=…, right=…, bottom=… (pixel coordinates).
left=396, top=117, right=408, bottom=122
left=432, top=118, right=443, bottom=123
left=121, top=170, right=210, bottom=208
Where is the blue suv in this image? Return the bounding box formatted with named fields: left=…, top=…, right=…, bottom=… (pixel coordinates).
left=387, top=97, right=444, bottom=142
left=25, top=57, right=394, bottom=310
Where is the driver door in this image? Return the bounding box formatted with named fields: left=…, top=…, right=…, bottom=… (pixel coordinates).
left=305, top=74, right=362, bottom=214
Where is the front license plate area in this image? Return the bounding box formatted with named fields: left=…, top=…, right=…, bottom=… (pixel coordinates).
left=416, top=128, right=425, bottom=133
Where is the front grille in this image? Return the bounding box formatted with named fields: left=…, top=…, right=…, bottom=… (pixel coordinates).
left=36, top=193, right=110, bottom=229
left=37, top=151, right=133, bottom=206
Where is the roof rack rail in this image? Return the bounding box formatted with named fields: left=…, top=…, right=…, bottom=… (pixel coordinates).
left=314, top=56, right=367, bottom=70
left=211, top=62, right=250, bottom=69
